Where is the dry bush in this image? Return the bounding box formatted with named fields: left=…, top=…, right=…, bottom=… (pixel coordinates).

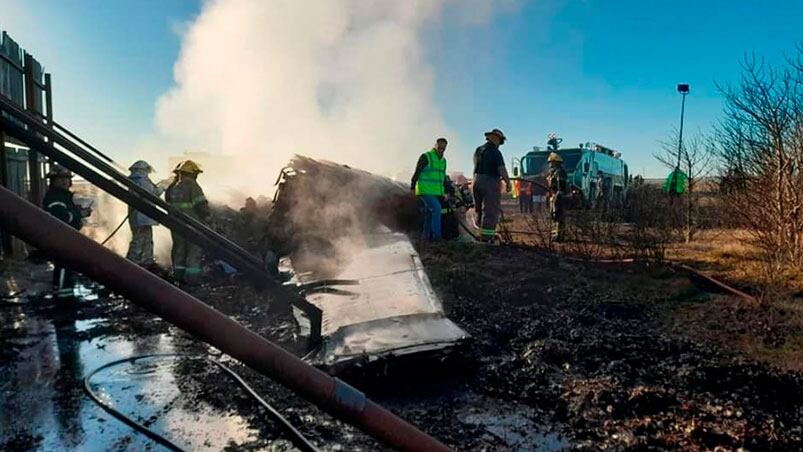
left=654, top=132, right=715, bottom=242
left=510, top=185, right=684, bottom=262
left=564, top=208, right=628, bottom=259
left=621, top=184, right=683, bottom=261
left=716, top=49, right=803, bottom=272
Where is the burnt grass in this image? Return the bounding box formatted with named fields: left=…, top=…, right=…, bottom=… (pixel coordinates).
left=419, top=241, right=803, bottom=450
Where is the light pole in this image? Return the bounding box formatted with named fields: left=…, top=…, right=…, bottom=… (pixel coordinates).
left=676, top=83, right=690, bottom=169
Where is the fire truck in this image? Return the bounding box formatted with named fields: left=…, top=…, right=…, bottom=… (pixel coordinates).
left=512, top=135, right=630, bottom=208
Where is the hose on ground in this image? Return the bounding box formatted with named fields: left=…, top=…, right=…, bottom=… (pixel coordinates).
left=100, top=214, right=129, bottom=246
left=83, top=353, right=320, bottom=452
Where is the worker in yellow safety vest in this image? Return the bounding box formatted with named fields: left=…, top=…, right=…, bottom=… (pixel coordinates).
left=411, top=138, right=447, bottom=241
left=165, top=160, right=209, bottom=285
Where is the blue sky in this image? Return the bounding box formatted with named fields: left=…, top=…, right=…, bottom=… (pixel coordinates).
left=426, top=0, right=802, bottom=176
left=1, top=0, right=800, bottom=177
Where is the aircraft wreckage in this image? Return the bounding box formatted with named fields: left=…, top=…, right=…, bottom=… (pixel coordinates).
left=266, top=156, right=469, bottom=372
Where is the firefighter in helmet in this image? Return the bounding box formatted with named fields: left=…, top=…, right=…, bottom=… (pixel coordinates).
left=43, top=165, right=92, bottom=299
left=546, top=152, right=567, bottom=242
left=126, top=160, right=163, bottom=268
left=165, top=160, right=209, bottom=285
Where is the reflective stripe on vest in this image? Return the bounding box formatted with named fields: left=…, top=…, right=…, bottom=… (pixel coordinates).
left=480, top=228, right=496, bottom=237
left=415, top=150, right=446, bottom=196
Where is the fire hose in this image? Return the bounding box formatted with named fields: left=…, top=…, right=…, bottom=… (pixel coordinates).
left=100, top=214, right=129, bottom=246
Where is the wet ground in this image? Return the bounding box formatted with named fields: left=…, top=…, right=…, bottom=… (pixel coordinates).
left=3, top=240, right=803, bottom=450
left=0, top=260, right=565, bottom=451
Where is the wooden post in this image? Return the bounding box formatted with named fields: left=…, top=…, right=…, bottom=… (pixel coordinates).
left=43, top=73, right=53, bottom=183
left=44, top=73, right=53, bottom=125
left=23, top=52, right=42, bottom=206
left=0, top=128, right=11, bottom=256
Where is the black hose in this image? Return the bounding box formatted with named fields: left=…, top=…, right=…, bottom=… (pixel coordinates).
left=84, top=353, right=321, bottom=452
left=100, top=214, right=129, bottom=246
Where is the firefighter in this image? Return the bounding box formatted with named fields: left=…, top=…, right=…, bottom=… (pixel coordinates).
left=43, top=165, right=92, bottom=299
left=473, top=128, right=511, bottom=242
left=411, top=138, right=448, bottom=241
left=519, top=180, right=534, bottom=214
left=546, top=152, right=567, bottom=241
left=595, top=170, right=607, bottom=212
left=126, top=160, right=163, bottom=268
left=165, top=160, right=209, bottom=285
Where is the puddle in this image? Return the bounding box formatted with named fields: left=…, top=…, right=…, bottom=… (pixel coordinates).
left=0, top=313, right=269, bottom=451
left=73, top=284, right=100, bottom=301
left=86, top=354, right=262, bottom=450
left=75, top=318, right=104, bottom=333
left=461, top=411, right=567, bottom=451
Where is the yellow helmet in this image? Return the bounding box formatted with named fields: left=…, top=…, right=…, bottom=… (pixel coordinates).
left=547, top=152, right=563, bottom=163
left=177, top=160, right=203, bottom=174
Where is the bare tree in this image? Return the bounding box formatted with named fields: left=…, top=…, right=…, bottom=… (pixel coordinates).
left=654, top=131, right=714, bottom=242
left=715, top=51, right=803, bottom=270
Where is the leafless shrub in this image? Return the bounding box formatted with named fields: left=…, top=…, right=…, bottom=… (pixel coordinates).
left=654, top=132, right=715, bottom=242
left=621, top=184, right=683, bottom=261
left=715, top=49, right=803, bottom=271
left=511, top=186, right=682, bottom=262
left=520, top=209, right=555, bottom=251
left=565, top=208, right=627, bottom=259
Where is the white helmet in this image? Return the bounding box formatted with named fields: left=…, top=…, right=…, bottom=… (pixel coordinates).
left=129, top=160, right=153, bottom=172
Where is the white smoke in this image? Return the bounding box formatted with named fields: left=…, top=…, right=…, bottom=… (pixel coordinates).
left=151, top=0, right=518, bottom=198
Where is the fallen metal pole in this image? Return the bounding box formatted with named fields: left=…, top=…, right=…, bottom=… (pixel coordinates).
left=0, top=184, right=451, bottom=452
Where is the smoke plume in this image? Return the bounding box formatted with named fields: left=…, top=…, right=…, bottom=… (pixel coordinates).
left=153, top=0, right=517, bottom=198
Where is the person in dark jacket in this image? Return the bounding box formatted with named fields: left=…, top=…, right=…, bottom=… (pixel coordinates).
left=43, top=165, right=91, bottom=299
left=473, top=128, right=512, bottom=242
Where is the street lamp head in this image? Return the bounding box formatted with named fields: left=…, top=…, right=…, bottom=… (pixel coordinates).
left=677, top=83, right=690, bottom=94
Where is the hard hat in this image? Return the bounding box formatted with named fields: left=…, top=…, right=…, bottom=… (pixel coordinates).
left=484, top=128, right=507, bottom=143
left=177, top=160, right=203, bottom=174
left=46, top=165, right=73, bottom=178
left=171, top=160, right=184, bottom=174
left=129, top=160, right=153, bottom=172
left=547, top=152, right=563, bottom=163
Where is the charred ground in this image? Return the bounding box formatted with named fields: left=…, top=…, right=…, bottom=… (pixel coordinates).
left=2, top=222, right=803, bottom=450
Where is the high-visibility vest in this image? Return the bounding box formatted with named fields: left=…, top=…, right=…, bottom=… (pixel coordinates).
left=415, top=149, right=446, bottom=196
